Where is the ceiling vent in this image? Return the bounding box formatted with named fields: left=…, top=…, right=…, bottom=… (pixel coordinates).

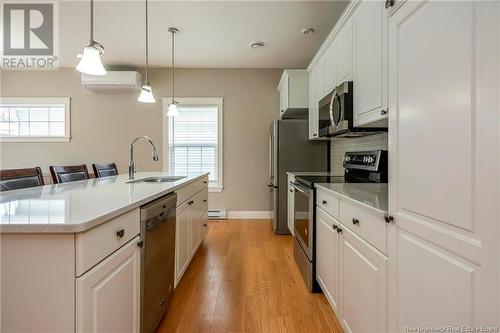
left=81, top=71, right=142, bottom=90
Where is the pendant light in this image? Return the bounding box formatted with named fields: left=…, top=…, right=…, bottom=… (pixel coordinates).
left=167, top=27, right=179, bottom=117
left=76, top=0, right=106, bottom=75
left=137, top=0, right=156, bottom=103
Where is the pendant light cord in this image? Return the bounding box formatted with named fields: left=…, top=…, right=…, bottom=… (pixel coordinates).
left=171, top=30, right=175, bottom=103
left=89, top=0, right=93, bottom=43
left=145, top=0, right=149, bottom=85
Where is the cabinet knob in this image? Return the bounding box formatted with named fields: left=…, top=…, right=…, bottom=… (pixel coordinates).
left=116, top=229, right=125, bottom=238
left=203, top=181, right=207, bottom=184
left=290, top=189, right=293, bottom=193
left=313, top=133, right=318, bottom=137
left=188, top=200, right=194, bottom=205
left=203, top=199, right=207, bottom=202
left=385, top=0, right=394, bottom=8
left=332, top=225, right=338, bottom=231
left=203, top=224, right=207, bottom=227
left=352, top=218, right=360, bottom=226
left=336, top=227, right=343, bottom=234
left=380, top=109, right=388, bottom=116
left=137, top=240, right=144, bottom=248
left=322, top=200, right=328, bottom=205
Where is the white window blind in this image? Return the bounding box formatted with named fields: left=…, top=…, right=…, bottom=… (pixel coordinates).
left=168, top=101, right=222, bottom=190
left=0, top=98, right=70, bottom=142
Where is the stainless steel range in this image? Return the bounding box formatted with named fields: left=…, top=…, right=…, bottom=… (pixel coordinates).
left=291, top=150, right=388, bottom=291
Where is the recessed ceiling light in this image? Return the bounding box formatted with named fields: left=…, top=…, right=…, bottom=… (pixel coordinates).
left=301, top=28, right=315, bottom=35
left=249, top=41, right=264, bottom=49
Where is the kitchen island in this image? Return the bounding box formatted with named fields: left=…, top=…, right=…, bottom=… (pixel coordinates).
left=0, top=172, right=209, bottom=333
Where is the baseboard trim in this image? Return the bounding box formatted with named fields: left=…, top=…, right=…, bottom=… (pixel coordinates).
left=226, top=211, right=273, bottom=219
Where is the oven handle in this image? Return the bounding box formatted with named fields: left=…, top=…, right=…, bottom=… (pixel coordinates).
left=291, top=182, right=312, bottom=195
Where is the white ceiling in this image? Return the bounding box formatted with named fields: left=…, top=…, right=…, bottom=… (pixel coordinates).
left=57, top=0, right=348, bottom=68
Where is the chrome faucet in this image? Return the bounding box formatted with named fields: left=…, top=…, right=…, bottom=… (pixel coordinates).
left=129, top=136, right=159, bottom=180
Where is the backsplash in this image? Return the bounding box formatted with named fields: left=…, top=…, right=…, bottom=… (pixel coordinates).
left=330, top=132, right=388, bottom=176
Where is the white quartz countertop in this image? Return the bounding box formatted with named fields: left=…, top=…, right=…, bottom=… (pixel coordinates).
left=287, top=171, right=338, bottom=176
left=315, top=183, right=388, bottom=216
left=0, top=172, right=209, bottom=234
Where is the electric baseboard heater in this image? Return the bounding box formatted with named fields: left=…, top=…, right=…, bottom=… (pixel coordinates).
left=208, top=209, right=227, bottom=220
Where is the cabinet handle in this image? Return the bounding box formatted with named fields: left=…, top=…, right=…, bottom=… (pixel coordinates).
left=188, top=200, right=194, bottom=205
left=203, top=224, right=207, bottom=227
left=203, top=199, right=207, bottom=202
left=332, top=225, right=338, bottom=231
left=290, top=189, right=293, bottom=193
left=336, top=227, right=343, bottom=234
left=352, top=218, right=360, bottom=226
left=322, top=200, right=327, bottom=205
left=203, top=181, right=207, bottom=184
left=137, top=240, right=144, bottom=248
left=116, top=229, right=125, bottom=238
left=385, top=0, right=394, bottom=8
left=313, top=133, right=318, bottom=137
left=380, top=109, right=388, bottom=116
left=385, top=215, right=394, bottom=223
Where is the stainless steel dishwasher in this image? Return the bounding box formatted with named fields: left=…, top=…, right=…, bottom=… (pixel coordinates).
left=139, top=193, right=176, bottom=333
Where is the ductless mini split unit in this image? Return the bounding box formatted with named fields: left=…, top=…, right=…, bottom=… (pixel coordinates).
left=81, top=71, right=142, bottom=90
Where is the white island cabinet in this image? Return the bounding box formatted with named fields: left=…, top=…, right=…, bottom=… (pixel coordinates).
left=0, top=172, right=209, bottom=333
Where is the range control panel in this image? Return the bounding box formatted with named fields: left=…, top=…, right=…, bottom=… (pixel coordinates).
left=343, top=150, right=387, bottom=172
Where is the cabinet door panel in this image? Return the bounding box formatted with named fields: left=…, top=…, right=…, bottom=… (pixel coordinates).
left=336, top=20, right=352, bottom=86
left=316, top=208, right=340, bottom=315
left=287, top=184, right=295, bottom=235
left=175, top=201, right=189, bottom=286
left=324, top=40, right=337, bottom=94
left=340, top=228, right=387, bottom=333
left=308, top=65, right=319, bottom=139
left=388, top=0, right=499, bottom=329
left=76, top=237, right=140, bottom=333
left=352, top=0, right=387, bottom=126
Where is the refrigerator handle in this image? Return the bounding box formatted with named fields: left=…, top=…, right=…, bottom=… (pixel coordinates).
left=268, top=133, right=273, bottom=185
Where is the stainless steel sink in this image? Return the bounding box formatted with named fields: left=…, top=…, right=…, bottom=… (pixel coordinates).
left=127, top=176, right=186, bottom=184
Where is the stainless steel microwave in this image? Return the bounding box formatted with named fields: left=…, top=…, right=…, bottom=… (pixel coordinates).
left=318, top=81, right=385, bottom=137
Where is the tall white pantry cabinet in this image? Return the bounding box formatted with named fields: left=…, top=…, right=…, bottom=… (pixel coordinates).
left=387, top=0, right=499, bottom=331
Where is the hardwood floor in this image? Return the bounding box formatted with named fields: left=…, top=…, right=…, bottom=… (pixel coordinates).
left=157, top=219, right=343, bottom=333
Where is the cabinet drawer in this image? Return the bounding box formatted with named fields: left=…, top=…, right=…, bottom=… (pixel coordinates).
left=317, top=188, right=340, bottom=219
left=339, top=200, right=387, bottom=254
left=175, top=175, right=208, bottom=206
left=76, top=208, right=140, bottom=276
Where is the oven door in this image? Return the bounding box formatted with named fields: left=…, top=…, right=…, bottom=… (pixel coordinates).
left=292, top=182, right=314, bottom=261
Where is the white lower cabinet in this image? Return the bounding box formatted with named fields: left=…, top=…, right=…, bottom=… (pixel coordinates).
left=339, top=226, right=387, bottom=333
left=316, top=198, right=388, bottom=333
left=316, top=208, right=340, bottom=315
left=175, top=184, right=209, bottom=287
left=76, top=236, right=141, bottom=333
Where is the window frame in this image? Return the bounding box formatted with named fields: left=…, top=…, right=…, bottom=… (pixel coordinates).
left=162, top=97, right=223, bottom=192
left=0, top=97, right=71, bottom=142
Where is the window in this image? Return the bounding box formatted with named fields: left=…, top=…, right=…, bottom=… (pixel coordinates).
left=0, top=97, right=71, bottom=142
left=164, top=97, right=223, bottom=192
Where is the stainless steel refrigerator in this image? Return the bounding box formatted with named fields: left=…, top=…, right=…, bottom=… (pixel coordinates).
left=268, top=119, right=329, bottom=234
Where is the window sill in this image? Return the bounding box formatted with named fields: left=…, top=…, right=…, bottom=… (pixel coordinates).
left=209, top=186, right=223, bottom=193
left=0, top=136, right=71, bottom=143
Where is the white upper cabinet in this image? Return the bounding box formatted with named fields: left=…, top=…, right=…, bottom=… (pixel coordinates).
left=323, top=39, right=337, bottom=96
left=308, top=62, right=325, bottom=140
left=277, top=70, right=309, bottom=117
left=388, top=0, right=499, bottom=330
left=352, top=0, right=388, bottom=127
left=336, top=19, right=352, bottom=87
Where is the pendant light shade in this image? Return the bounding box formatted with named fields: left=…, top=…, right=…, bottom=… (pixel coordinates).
left=138, top=85, right=156, bottom=103
left=138, top=0, right=156, bottom=103
left=167, top=27, right=179, bottom=117
left=167, top=101, right=179, bottom=117
left=76, top=44, right=106, bottom=75
left=76, top=0, right=106, bottom=75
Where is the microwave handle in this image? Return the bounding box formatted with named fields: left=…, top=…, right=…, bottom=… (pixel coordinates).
left=329, top=89, right=339, bottom=125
